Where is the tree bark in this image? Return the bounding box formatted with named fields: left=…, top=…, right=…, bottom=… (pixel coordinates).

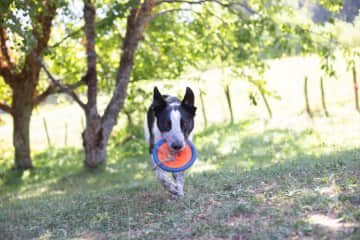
left=12, top=80, right=35, bottom=169
left=82, top=113, right=106, bottom=168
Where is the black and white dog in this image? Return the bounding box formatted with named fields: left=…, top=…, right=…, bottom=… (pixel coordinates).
left=145, top=87, right=196, bottom=198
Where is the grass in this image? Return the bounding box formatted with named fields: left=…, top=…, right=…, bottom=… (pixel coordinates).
left=0, top=115, right=359, bottom=239
left=0, top=54, right=360, bottom=239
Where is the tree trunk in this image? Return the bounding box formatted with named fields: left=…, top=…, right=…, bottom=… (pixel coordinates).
left=12, top=82, right=34, bottom=169
left=82, top=112, right=106, bottom=168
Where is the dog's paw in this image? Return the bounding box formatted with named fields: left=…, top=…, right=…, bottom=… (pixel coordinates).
left=171, top=192, right=184, bottom=200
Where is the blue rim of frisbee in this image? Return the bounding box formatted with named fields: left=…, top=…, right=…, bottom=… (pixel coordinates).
left=152, top=139, right=197, bottom=173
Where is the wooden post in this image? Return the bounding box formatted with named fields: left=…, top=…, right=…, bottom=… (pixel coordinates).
left=258, top=86, right=272, bottom=119
left=320, top=76, right=329, bottom=117
left=199, top=89, right=208, bottom=129
left=64, top=121, right=68, bottom=146
left=43, top=117, right=52, bottom=148
left=224, top=84, right=234, bottom=124
left=352, top=65, right=359, bottom=112
left=304, top=76, right=313, bottom=118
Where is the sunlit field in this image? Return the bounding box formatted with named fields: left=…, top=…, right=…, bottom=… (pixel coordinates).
left=1, top=53, right=359, bottom=150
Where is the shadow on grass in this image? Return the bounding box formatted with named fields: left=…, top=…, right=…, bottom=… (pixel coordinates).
left=0, top=145, right=358, bottom=240
left=0, top=132, right=154, bottom=199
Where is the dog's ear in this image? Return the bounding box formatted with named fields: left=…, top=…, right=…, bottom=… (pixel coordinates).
left=152, top=87, right=166, bottom=112
left=181, top=87, right=196, bottom=116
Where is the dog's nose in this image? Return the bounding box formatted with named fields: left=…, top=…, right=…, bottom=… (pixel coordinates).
left=170, top=142, right=183, bottom=151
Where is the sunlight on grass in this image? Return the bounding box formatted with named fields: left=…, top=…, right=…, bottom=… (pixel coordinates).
left=16, top=181, right=65, bottom=200
left=190, top=160, right=218, bottom=173
left=316, top=185, right=340, bottom=198
left=308, top=214, right=356, bottom=231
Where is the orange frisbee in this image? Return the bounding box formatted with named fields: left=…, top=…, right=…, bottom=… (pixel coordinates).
left=152, top=139, right=197, bottom=172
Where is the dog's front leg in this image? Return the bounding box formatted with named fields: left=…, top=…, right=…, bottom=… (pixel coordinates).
left=173, top=171, right=185, bottom=198
left=154, top=167, right=178, bottom=195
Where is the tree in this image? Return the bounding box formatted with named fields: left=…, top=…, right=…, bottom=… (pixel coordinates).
left=38, top=0, right=343, bottom=169
left=0, top=0, right=64, bottom=169
left=39, top=0, right=155, bottom=168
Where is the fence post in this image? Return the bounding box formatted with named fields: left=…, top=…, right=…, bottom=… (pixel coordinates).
left=320, top=76, right=329, bottom=117
left=352, top=65, right=359, bottom=113
left=43, top=117, right=52, bottom=148
left=64, top=121, right=68, bottom=146
left=304, top=76, right=313, bottom=118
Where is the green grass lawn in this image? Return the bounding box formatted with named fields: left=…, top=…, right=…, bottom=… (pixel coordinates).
left=0, top=114, right=359, bottom=239
left=0, top=54, right=359, bottom=239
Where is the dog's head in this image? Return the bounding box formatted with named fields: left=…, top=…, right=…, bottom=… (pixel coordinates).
left=152, top=86, right=196, bottom=151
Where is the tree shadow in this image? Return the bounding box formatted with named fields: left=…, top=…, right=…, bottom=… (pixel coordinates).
left=0, top=135, right=155, bottom=198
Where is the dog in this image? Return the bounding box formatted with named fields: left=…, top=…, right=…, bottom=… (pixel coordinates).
left=145, top=86, right=196, bottom=198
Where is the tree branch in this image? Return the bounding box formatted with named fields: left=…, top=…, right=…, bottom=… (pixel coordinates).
left=156, top=0, right=255, bottom=15
left=102, top=0, right=155, bottom=139
left=34, top=54, right=86, bottom=109
left=152, top=8, right=193, bottom=19
left=156, top=0, right=208, bottom=5
left=33, top=79, right=84, bottom=107
left=156, top=0, right=233, bottom=7
left=83, top=0, right=98, bottom=111
left=21, top=1, right=58, bottom=79
left=49, top=27, right=84, bottom=48
left=0, top=102, right=12, bottom=114
left=33, top=85, right=57, bottom=107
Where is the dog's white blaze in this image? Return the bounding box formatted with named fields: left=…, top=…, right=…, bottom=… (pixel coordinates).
left=162, top=109, right=185, bottom=148
left=169, top=102, right=180, bottom=106
left=170, top=110, right=181, bottom=133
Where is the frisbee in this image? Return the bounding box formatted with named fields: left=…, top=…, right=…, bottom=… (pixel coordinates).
left=152, top=139, right=197, bottom=172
